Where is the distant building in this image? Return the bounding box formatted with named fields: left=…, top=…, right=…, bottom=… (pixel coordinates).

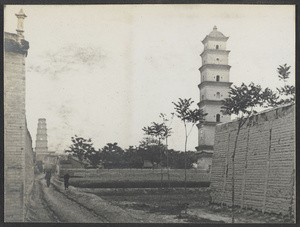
left=35, top=118, right=52, bottom=161
left=143, top=160, right=153, bottom=169
left=43, top=153, right=59, bottom=173
left=57, top=155, right=87, bottom=176
left=196, top=26, right=232, bottom=171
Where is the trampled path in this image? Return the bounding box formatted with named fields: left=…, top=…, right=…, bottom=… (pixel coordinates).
left=26, top=174, right=141, bottom=223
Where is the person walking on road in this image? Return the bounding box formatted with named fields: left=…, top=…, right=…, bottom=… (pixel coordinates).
left=64, top=172, right=70, bottom=190
left=45, top=170, right=52, bottom=187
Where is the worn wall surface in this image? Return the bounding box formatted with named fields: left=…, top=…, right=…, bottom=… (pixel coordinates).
left=4, top=32, right=34, bottom=222
left=24, top=127, right=35, bottom=219
left=210, top=104, right=295, bottom=216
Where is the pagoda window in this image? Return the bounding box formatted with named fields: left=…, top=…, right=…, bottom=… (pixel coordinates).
left=216, top=75, right=220, bottom=81
left=216, top=45, right=219, bottom=49
left=216, top=114, right=220, bottom=122
left=216, top=92, right=220, bottom=99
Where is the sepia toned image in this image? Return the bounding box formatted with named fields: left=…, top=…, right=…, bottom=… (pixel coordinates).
left=4, top=4, right=295, bottom=223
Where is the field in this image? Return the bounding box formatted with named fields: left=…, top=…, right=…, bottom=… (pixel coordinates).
left=59, top=169, right=292, bottom=223
left=66, top=169, right=211, bottom=188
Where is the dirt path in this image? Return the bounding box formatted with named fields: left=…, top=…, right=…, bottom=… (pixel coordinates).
left=25, top=174, right=112, bottom=222
left=25, top=175, right=58, bottom=222
left=26, top=174, right=170, bottom=223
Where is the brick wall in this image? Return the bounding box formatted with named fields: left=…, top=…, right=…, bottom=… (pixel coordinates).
left=210, top=104, right=295, bottom=216
left=24, top=125, right=35, bottom=219
left=4, top=32, right=34, bottom=222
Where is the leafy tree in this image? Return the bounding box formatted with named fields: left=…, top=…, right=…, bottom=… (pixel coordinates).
left=138, top=137, right=164, bottom=165
left=159, top=113, right=174, bottom=187
left=65, top=135, right=96, bottom=163
left=168, top=149, right=197, bottom=169
left=221, top=64, right=294, bottom=223
left=221, top=82, right=271, bottom=223
left=172, top=98, right=207, bottom=194
left=101, top=142, right=124, bottom=168
left=277, top=63, right=291, bottom=82
left=86, top=149, right=102, bottom=168
left=276, top=64, right=295, bottom=105
left=143, top=122, right=166, bottom=198
left=124, top=146, right=143, bottom=168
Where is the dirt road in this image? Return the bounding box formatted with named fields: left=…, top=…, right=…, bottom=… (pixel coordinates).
left=25, top=174, right=186, bottom=223
left=25, top=174, right=108, bottom=222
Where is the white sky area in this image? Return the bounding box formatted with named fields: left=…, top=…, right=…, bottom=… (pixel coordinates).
left=4, top=5, right=295, bottom=153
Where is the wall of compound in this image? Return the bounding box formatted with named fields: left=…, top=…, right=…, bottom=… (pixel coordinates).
left=4, top=33, right=34, bottom=222
left=24, top=127, right=35, bottom=219
left=210, top=104, right=295, bottom=217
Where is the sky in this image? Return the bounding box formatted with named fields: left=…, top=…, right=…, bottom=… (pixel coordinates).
left=4, top=4, right=295, bottom=153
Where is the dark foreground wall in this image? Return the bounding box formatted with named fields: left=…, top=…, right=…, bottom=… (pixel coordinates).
left=210, top=104, right=295, bottom=217
left=4, top=32, right=34, bottom=222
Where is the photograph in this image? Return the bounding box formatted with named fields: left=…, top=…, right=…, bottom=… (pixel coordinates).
left=4, top=4, right=295, bottom=223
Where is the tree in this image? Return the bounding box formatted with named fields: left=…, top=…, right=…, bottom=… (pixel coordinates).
left=86, top=149, right=102, bottom=168
left=221, top=64, right=294, bottom=223
left=143, top=122, right=166, bottom=199
left=221, top=82, right=270, bottom=223
left=277, top=63, right=291, bottom=82
left=172, top=98, right=207, bottom=194
left=168, top=149, right=197, bottom=169
left=276, top=64, right=295, bottom=105
left=138, top=137, right=164, bottom=165
left=159, top=113, right=174, bottom=188
left=101, top=142, right=124, bottom=168
left=124, top=146, right=143, bottom=168
left=65, top=135, right=96, bottom=164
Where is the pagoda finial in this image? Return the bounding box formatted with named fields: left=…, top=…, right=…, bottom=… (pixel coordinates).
left=213, top=25, right=217, bottom=31
left=15, top=9, right=27, bottom=39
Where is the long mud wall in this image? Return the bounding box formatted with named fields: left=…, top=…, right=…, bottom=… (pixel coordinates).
left=210, top=104, right=295, bottom=216
left=4, top=32, right=34, bottom=222
left=24, top=126, right=35, bottom=219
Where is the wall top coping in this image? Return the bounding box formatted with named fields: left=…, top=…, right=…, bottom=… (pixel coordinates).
left=4, top=32, right=29, bottom=55
left=216, top=103, right=295, bottom=131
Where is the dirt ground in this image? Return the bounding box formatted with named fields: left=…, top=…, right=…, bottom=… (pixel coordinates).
left=25, top=174, right=294, bottom=223
left=80, top=187, right=294, bottom=224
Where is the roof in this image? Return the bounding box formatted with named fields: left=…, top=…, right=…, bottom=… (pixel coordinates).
left=195, top=150, right=213, bottom=157
left=69, top=155, right=89, bottom=165
left=202, top=26, right=229, bottom=44
left=208, top=26, right=226, bottom=38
